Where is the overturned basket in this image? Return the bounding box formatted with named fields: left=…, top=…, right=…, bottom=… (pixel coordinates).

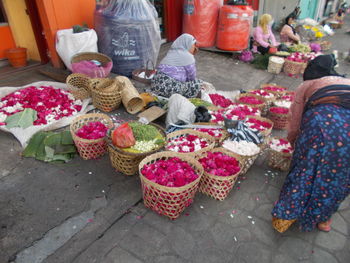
left=70, top=113, right=114, bottom=160
left=108, top=122, right=166, bottom=176
left=66, top=73, right=91, bottom=100
left=91, top=79, right=122, bottom=112
left=198, top=148, right=242, bottom=201
left=267, top=137, right=293, bottom=172
left=166, top=129, right=216, bottom=158
left=139, top=151, right=203, bottom=219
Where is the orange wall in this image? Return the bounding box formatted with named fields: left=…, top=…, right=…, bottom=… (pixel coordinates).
left=35, top=0, right=96, bottom=68
left=0, top=25, right=16, bottom=59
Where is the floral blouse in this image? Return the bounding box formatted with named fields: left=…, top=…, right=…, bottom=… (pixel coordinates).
left=158, top=63, right=197, bottom=82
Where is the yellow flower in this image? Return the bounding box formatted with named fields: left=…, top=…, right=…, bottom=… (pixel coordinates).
left=315, top=32, right=324, bottom=38
left=303, top=25, right=311, bottom=29
left=311, top=27, right=319, bottom=32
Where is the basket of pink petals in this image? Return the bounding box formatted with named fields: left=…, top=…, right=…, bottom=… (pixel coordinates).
left=268, top=137, right=294, bottom=171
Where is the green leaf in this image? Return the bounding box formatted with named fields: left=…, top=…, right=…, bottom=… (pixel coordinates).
left=45, top=146, right=55, bottom=159
left=51, top=153, right=72, bottom=162
left=6, top=109, right=37, bottom=129
left=53, top=144, right=76, bottom=155
left=61, top=130, right=74, bottom=145
left=44, top=133, right=62, bottom=147
left=23, top=132, right=47, bottom=158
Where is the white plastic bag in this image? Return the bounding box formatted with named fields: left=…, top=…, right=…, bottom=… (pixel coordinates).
left=56, top=29, right=98, bottom=70
left=0, top=81, right=94, bottom=148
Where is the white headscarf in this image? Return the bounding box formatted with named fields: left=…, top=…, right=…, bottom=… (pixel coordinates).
left=160, top=33, right=196, bottom=67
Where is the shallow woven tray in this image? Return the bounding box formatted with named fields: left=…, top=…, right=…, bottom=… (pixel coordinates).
left=267, top=137, right=293, bottom=171
left=108, top=122, right=166, bottom=176
left=70, top=113, right=114, bottom=160
left=139, top=151, right=203, bottom=219
left=166, top=129, right=216, bottom=158
left=197, top=148, right=242, bottom=201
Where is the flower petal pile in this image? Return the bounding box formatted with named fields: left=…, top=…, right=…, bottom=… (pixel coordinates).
left=76, top=121, right=108, bottom=140
left=209, top=93, right=234, bottom=108
left=281, top=94, right=294, bottom=101
left=274, top=100, right=292, bottom=108
left=199, top=152, right=240, bottom=177
left=222, top=140, right=260, bottom=156
left=270, top=138, right=293, bottom=153
left=238, top=96, right=264, bottom=105
left=245, top=118, right=272, bottom=132
left=209, top=104, right=260, bottom=125
left=141, top=157, right=199, bottom=187
left=195, top=128, right=224, bottom=138
left=167, top=134, right=208, bottom=153
left=250, top=89, right=274, bottom=99
left=262, top=85, right=287, bottom=92
left=0, top=86, right=82, bottom=126
left=270, top=107, right=289, bottom=114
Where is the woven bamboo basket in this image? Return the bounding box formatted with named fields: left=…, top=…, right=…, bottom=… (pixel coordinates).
left=71, top=52, right=112, bottom=78
left=248, top=89, right=276, bottom=116
left=268, top=107, right=289, bottom=130
left=300, top=62, right=308, bottom=74
left=108, top=122, right=166, bottom=176
left=268, top=137, right=293, bottom=171
left=260, top=84, right=288, bottom=99
left=268, top=56, right=285, bottom=74
left=116, top=76, right=144, bottom=114
left=197, top=148, right=242, bottom=201
left=283, top=59, right=304, bottom=75
left=236, top=93, right=267, bottom=113
left=194, top=122, right=229, bottom=146
left=166, top=129, right=216, bottom=158
left=272, top=218, right=296, bottom=233
left=139, top=151, right=203, bottom=219
left=66, top=73, right=91, bottom=100
left=91, top=79, right=122, bottom=112
left=89, top=78, right=107, bottom=92
left=244, top=115, right=274, bottom=138
left=70, top=113, right=114, bottom=160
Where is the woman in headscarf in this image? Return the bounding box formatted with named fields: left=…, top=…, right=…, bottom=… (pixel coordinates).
left=252, top=14, right=279, bottom=55
left=280, top=14, right=301, bottom=44
left=150, top=33, right=202, bottom=98
left=272, top=54, right=350, bottom=233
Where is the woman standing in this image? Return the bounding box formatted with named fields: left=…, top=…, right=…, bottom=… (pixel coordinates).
left=272, top=54, right=350, bottom=233
left=150, top=33, right=202, bottom=98
left=252, top=14, right=279, bottom=55
left=280, top=14, right=301, bottom=44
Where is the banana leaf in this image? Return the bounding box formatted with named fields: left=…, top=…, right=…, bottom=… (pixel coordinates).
left=6, top=109, right=37, bottom=129
left=23, top=132, right=47, bottom=158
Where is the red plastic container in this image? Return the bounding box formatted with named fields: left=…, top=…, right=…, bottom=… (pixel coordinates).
left=183, top=0, right=222, bottom=47
left=216, top=5, right=253, bottom=51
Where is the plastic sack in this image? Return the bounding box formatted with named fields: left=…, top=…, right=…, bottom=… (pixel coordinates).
left=183, top=0, right=223, bottom=47
left=112, top=123, right=136, bottom=148
left=94, top=0, right=161, bottom=77
left=56, top=29, right=98, bottom=70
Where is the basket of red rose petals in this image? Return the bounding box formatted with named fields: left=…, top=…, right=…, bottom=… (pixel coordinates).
left=66, top=73, right=91, bottom=100
left=260, top=84, right=288, bottom=98
left=248, top=89, right=276, bottom=115
left=268, top=107, right=289, bottom=130
left=194, top=123, right=230, bottom=146
left=236, top=93, right=266, bottom=113
left=198, top=148, right=242, bottom=201
left=268, top=137, right=294, bottom=171
left=91, top=79, right=122, bottom=112
left=244, top=115, right=274, bottom=138
left=166, top=129, right=216, bottom=158
left=70, top=113, right=114, bottom=160
left=139, top=151, right=203, bottom=219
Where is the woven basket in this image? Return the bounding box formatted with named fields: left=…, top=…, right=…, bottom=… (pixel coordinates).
left=272, top=218, right=296, bottom=233
left=70, top=113, right=114, bottom=160
left=108, top=122, right=166, bottom=176
left=268, top=137, right=293, bottom=171
left=268, top=56, right=285, bottom=74
left=131, top=60, right=156, bottom=85
left=89, top=78, right=107, bottom=92
left=248, top=89, right=276, bottom=116
left=244, top=115, right=274, bottom=138
left=139, top=151, right=203, bottom=219
left=71, top=52, right=112, bottom=78
left=268, top=107, right=289, bottom=130
left=283, top=59, right=304, bottom=75
left=198, top=148, right=242, bottom=201
left=91, top=79, right=122, bottom=112
left=236, top=93, right=266, bottom=113
left=194, top=122, right=229, bottom=146
left=116, top=76, right=144, bottom=114
left=66, top=73, right=91, bottom=100
left=260, top=84, right=287, bottom=99
left=166, top=129, right=216, bottom=158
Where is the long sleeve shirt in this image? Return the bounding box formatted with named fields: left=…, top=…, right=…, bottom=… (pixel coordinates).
left=287, top=76, right=350, bottom=144
left=157, top=63, right=197, bottom=82
left=280, top=25, right=300, bottom=43
left=252, top=26, right=279, bottom=52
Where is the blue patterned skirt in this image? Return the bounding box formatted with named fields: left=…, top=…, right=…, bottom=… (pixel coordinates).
left=272, top=104, right=350, bottom=231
